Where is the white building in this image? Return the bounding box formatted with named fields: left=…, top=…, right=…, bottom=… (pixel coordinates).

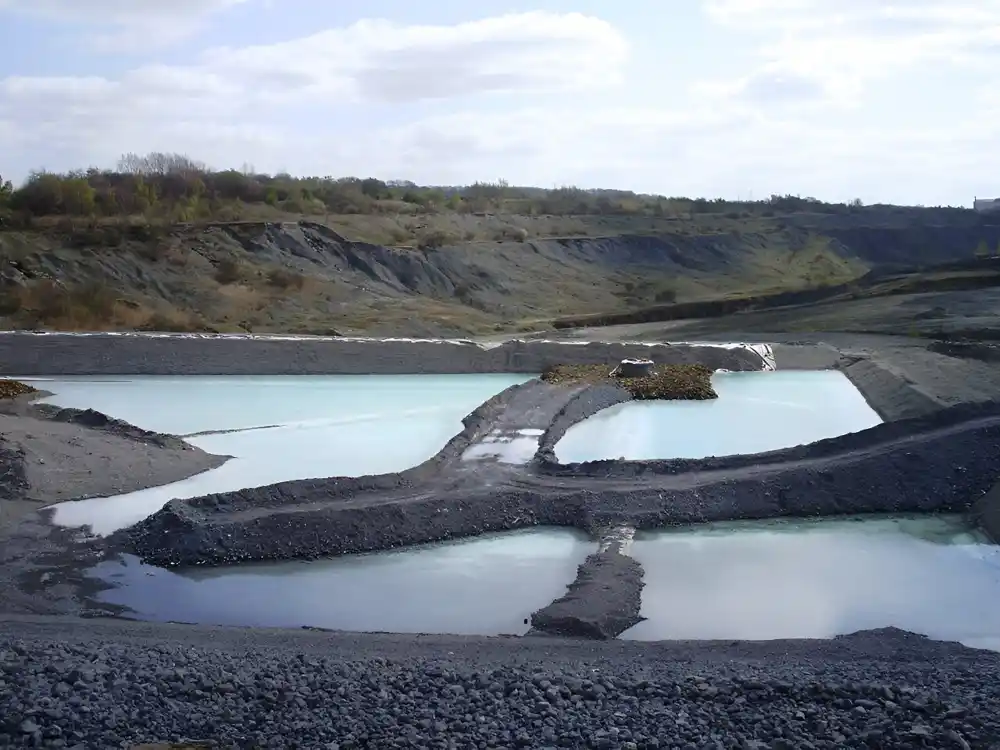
left=974, top=197, right=1000, bottom=212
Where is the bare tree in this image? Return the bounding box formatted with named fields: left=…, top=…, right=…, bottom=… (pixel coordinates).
left=116, top=152, right=206, bottom=176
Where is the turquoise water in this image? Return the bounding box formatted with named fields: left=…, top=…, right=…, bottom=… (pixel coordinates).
left=25, top=374, right=531, bottom=534
left=91, top=528, right=591, bottom=636
left=623, top=516, right=1000, bottom=648
left=22, top=374, right=529, bottom=436
left=555, top=370, right=882, bottom=462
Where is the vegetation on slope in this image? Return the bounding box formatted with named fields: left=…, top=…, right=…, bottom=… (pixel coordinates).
left=0, top=380, right=36, bottom=399
left=541, top=363, right=717, bottom=400
left=0, top=153, right=997, bottom=336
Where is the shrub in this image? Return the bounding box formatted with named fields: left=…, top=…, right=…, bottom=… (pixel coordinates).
left=266, top=268, right=305, bottom=289
left=417, top=229, right=454, bottom=251
left=214, top=259, right=241, bottom=284
left=540, top=363, right=717, bottom=400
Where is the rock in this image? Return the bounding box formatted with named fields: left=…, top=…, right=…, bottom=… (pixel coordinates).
left=610, top=358, right=654, bottom=378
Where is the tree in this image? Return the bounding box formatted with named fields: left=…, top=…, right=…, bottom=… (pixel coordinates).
left=0, top=174, right=12, bottom=207
left=360, top=178, right=386, bottom=199
left=975, top=239, right=990, bottom=258
left=61, top=178, right=96, bottom=215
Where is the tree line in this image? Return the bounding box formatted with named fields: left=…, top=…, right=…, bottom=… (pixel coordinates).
left=0, top=151, right=956, bottom=228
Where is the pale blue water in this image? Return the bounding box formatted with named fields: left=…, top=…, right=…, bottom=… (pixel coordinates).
left=556, top=370, right=882, bottom=462
left=91, top=528, right=592, bottom=636
left=21, top=374, right=529, bottom=436
left=623, top=516, right=1000, bottom=649
left=22, top=374, right=531, bottom=534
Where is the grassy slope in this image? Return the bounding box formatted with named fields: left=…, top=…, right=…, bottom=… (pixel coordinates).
left=0, top=206, right=989, bottom=336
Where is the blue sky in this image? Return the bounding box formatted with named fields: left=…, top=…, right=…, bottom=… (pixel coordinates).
left=1, top=0, right=998, bottom=206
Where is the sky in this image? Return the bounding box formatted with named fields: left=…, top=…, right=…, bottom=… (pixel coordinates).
left=1, top=0, right=998, bottom=206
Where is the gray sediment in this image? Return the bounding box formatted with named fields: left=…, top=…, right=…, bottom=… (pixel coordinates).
left=4, top=615, right=999, bottom=750
left=839, top=357, right=943, bottom=421
left=7, top=331, right=1000, bottom=649
left=528, top=550, right=645, bottom=640
left=0, top=332, right=766, bottom=375
left=533, top=382, right=633, bottom=464
left=970, top=480, right=1000, bottom=543
left=527, top=525, right=642, bottom=640
left=119, top=392, right=1000, bottom=567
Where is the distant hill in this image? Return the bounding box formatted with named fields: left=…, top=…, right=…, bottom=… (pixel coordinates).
left=1, top=152, right=998, bottom=336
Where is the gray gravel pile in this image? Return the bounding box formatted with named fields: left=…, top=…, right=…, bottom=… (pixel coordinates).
left=3, top=629, right=1000, bottom=749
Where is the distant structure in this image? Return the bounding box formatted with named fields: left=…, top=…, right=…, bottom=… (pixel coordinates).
left=974, top=197, right=1000, bottom=212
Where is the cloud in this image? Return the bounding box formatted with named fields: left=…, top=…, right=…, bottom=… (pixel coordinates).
left=199, top=13, right=628, bottom=102
left=700, top=0, right=1000, bottom=107
left=0, top=0, right=252, bottom=48
left=2, top=6, right=998, bottom=205
left=0, top=11, right=630, bottom=178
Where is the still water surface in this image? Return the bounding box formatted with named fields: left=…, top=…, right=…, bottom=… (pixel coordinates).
left=556, top=370, right=882, bottom=462
left=624, top=515, right=1000, bottom=649
left=92, top=528, right=591, bottom=636
left=19, top=374, right=530, bottom=534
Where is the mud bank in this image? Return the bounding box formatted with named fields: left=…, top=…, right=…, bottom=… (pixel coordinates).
left=929, top=339, right=1000, bottom=363
left=528, top=526, right=642, bottom=639
left=0, top=332, right=767, bottom=375
left=528, top=552, right=644, bottom=639
left=970, top=481, right=1000, bottom=543
left=0, top=399, right=224, bottom=527
left=840, top=357, right=942, bottom=421
left=119, top=392, right=1000, bottom=568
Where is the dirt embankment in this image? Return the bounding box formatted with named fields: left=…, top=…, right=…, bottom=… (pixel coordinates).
left=0, top=391, right=225, bottom=527
left=0, top=333, right=766, bottom=375
left=116, top=390, right=1000, bottom=638
left=118, top=368, right=1000, bottom=568
left=551, top=257, right=1000, bottom=333
left=929, top=340, right=1000, bottom=362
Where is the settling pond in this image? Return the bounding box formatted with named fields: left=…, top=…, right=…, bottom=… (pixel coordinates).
left=556, top=370, right=882, bottom=462
left=19, top=371, right=1000, bottom=644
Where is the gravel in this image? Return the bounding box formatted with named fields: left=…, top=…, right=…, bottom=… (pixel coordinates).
left=2, top=619, right=999, bottom=749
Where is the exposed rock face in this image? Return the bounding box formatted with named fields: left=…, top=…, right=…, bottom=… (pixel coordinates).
left=610, top=358, right=654, bottom=378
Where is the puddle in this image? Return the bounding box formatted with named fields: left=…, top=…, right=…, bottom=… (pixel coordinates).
left=37, top=374, right=532, bottom=534
left=90, top=528, right=592, bottom=636
left=555, top=370, right=881, bottom=462
left=462, top=429, right=543, bottom=464
left=622, top=515, right=1000, bottom=649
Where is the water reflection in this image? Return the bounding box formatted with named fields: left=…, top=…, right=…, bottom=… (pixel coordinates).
left=623, top=515, right=1000, bottom=647
left=556, top=370, right=882, bottom=462
left=91, top=528, right=591, bottom=636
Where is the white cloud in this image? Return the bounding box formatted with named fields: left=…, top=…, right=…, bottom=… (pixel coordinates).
left=2, top=6, right=999, bottom=205
left=0, top=11, right=631, bottom=180
left=0, top=0, right=252, bottom=48
left=700, top=0, right=1000, bottom=107
left=198, top=13, right=628, bottom=103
